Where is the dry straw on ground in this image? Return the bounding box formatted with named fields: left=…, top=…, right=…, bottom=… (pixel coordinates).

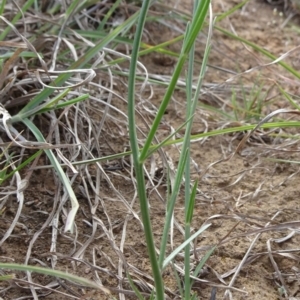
left=0, top=0, right=300, bottom=299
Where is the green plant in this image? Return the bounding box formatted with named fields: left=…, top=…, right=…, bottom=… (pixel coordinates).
left=2, top=0, right=300, bottom=299
left=127, top=0, right=213, bottom=298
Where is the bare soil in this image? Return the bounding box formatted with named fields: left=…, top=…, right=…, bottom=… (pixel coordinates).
left=1, top=0, right=300, bottom=299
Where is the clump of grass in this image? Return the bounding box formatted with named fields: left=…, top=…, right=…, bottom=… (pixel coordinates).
left=0, top=0, right=215, bottom=298
left=1, top=0, right=300, bottom=299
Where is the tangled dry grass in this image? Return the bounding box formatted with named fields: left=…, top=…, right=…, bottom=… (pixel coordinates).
left=1, top=1, right=300, bottom=299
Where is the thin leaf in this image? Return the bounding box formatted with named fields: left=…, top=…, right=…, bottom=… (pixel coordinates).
left=0, top=263, right=110, bottom=293
left=22, top=119, right=79, bottom=232
left=163, top=223, right=211, bottom=269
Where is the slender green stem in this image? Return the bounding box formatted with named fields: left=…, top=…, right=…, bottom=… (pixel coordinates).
left=158, top=0, right=210, bottom=270
left=139, top=0, right=210, bottom=162
left=184, top=17, right=195, bottom=300
left=127, top=0, right=164, bottom=298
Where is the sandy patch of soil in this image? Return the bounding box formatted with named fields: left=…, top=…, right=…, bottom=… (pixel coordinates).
left=1, top=1, right=300, bottom=299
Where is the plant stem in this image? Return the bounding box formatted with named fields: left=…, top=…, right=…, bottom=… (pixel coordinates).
left=127, top=0, right=165, bottom=298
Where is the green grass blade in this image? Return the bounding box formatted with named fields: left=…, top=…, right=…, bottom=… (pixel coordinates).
left=0, top=274, right=14, bottom=281
left=215, top=0, right=249, bottom=23
left=158, top=3, right=211, bottom=286
left=0, top=0, right=36, bottom=41
left=0, top=51, right=41, bottom=59
left=171, top=262, right=184, bottom=298
left=163, top=223, right=211, bottom=269
left=186, top=180, right=198, bottom=225
left=127, top=271, right=145, bottom=300
left=36, top=94, right=89, bottom=115
left=76, top=29, right=184, bottom=61
left=0, top=262, right=109, bottom=293
left=22, top=119, right=79, bottom=232
left=159, top=148, right=190, bottom=268
left=0, top=0, right=6, bottom=16
left=97, top=0, right=123, bottom=31
left=0, top=152, right=12, bottom=184
left=33, top=121, right=300, bottom=170
left=16, top=89, right=70, bottom=119
left=184, top=10, right=195, bottom=300
left=11, top=11, right=139, bottom=120
left=266, top=158, right=300, bottom=164
left=1, top=150, right=42, bottom=184
left=145, top=116, right=193, bottom=159
left=192, top=246, right=215, bottom=283
left=127, top=0, right=164, bottom=298
left=277, top=84, right=300, bottom=110
left=215, top=25, right=300, bottom=80
left=139, top=0, right=210, bottom=162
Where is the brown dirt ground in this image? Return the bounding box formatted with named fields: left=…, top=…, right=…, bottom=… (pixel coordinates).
left=2, top=0, right=300, bottom=299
